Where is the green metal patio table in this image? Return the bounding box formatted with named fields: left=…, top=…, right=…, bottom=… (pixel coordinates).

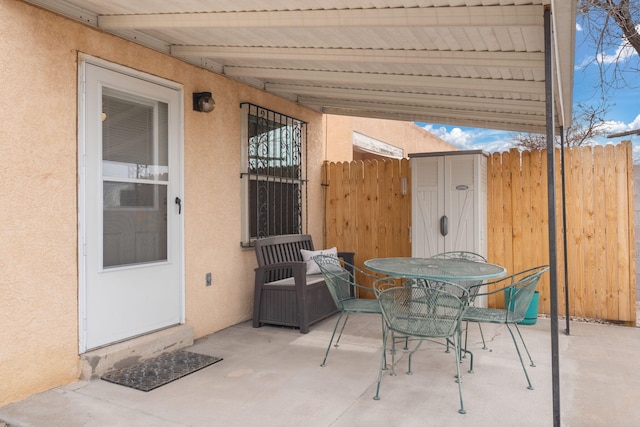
left=365, top=256, right=507, bottom=374
left=364, top=257, right=506, bottom=282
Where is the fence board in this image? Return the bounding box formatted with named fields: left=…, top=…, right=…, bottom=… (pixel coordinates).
left=582, top=147, right=596, bottom=319
left=593, top=145, right=608, bottom=320
left=487, top=153, right=505, bottom=308
left=537, top=149, right=553, bottom=314
left=522, top=150, right=535, bottom=274
left=604, top=145, right=619, bottom=320
left=554, top=148, right=565, bottom=316
left=617, top=147, right=632, bottom=321
left=531, top=150, right=550, bottom=312
left=380, top=160, right=394, bottom=258
left=567, top=146, right=585, bottom=316
left=323, top=142, right=636, bottom=324
left=626, top=144, right=637, bottom=322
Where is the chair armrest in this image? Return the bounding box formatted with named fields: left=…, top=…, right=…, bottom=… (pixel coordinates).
left=468, top=265, right=548, bottom=297
left=254, top=261, right=308, bottom=286
left=468, top=278, right=515, bottom=298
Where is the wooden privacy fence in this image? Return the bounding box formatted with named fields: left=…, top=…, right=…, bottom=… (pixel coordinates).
left=322, top=141, right=636, bottom=324
left=322, top=159, right=411, bottom=298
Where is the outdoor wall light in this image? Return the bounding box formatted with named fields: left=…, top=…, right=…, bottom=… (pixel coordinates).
left=193, top=92, right=215, bottom=113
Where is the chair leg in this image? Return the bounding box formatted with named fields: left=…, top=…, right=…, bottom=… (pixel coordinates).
left=505, top=323, right=534, bottom=390
left=463, top=321, right=488, bottom=352
left=390, top=331, right=398, bottom=376
left=513, top=323, right=535, bottom=367
left=333, top=312, right=351, bottom=348
left=456, top=328, right=474, bottom=374
left=477, top=322, right=488, bottom=350
left=380, top=316, right=388, bottom=370
left=374, top=326, right=390, bottom=400
left=321, top=312, right=345, bottom=367
left=454, top=332, right=466, bottom=414
left=458, top=321, right=468, bottom=356
left=406, top=339, right=425, bottom=375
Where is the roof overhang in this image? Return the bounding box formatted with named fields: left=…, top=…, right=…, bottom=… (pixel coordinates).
left=26, top=0, right=576, bottom=135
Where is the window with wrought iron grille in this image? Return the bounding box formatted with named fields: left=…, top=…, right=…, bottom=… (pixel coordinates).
left=240, top=103, right=307, bottom=247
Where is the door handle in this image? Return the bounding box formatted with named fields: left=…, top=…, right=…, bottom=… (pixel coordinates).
left=440, top=215, right=448, bottom=236
left=175, top=197, right=182, bottom=214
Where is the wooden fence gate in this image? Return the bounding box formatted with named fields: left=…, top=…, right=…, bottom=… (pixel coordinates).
left=322, top=141, right=636, bottom=324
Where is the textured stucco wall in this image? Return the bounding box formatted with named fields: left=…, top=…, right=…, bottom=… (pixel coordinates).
left=323, top=115, right=457, bottom=162
left=0, top=0, right=324, bottom=406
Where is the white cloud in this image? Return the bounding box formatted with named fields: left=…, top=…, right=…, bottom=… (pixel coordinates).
left=601, top=119, right=631, bottom=134
left=582, top=115, right=640, bottom=163
left=596, top=25, right=640, bottom=64
left=574, top=56, right=592, bottom=70
left=419, top=124, right=514, bottom=153
left=601, top=114, right=640, bottom=136
left=576, top=23, right=583, bottom=32
left=632, top=145, right=640, bottom=163
left=420, top=124, right=474, bottom=149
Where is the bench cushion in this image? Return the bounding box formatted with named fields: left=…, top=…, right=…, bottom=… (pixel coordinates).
left=265, top=274, right=325, bottom=286
left=300, top=247, right=337, bottom=274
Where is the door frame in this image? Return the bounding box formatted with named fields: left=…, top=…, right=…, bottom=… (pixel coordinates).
left=77, top=54, right=185, bottom=353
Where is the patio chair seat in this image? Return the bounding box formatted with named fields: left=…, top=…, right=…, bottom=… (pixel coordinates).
left=340, top=298, right=380, bottom=313
left=314, top=254, right=384, bottom=367
left=462, top=265, right=549, bottom=390
left=463, top=306, right=522, bottom=324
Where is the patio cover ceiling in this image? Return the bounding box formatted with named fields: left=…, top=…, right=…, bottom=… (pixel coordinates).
left=26, top=0, right=576, bottom=135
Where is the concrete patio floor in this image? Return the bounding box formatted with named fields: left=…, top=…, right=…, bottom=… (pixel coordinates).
left=1, top=313, right=639, bottom=427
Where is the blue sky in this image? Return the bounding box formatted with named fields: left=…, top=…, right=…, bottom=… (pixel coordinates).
left=415, top=17, right=640, bottom=161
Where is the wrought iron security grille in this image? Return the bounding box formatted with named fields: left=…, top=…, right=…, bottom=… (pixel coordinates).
left=240, top=103, right=307, bottom=246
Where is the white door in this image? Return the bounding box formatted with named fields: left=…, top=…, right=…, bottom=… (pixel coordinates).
left=444, top=155, right=478, bottom=253
left=411, top=153, right=486, bottom=258
left=79, top=61, right=183, bottom=352
left=411, top=156, right=445, bottom=257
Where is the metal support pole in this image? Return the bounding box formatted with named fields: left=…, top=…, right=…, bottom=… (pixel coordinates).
left=544, top=7, right=561, bottom=427
left=560, top=128, right=570, bottom=335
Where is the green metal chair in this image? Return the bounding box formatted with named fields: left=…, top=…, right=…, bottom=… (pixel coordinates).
left=463, top=265, right=549, bottom=390
left=314, top=254, right=384, bottom=367
left=373, top=278, right=470, bottom=414
left=429, top=251, right=489, bottom=353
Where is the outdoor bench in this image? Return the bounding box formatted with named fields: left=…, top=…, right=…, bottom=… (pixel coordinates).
left=252, top=234, right=354, bottom=333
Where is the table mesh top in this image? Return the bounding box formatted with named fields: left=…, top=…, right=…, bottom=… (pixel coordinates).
left=364, top=257, right=506, bottom=281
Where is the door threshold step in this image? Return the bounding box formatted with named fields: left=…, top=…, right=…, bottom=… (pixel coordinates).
left=80, top=324, right=194, bottom=380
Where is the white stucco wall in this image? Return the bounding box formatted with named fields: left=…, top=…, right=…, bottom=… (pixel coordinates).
left=0, top=0, right=325, bottom=405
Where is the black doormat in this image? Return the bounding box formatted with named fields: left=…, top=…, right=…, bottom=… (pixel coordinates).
left=101, top=350, right=223, bottom=392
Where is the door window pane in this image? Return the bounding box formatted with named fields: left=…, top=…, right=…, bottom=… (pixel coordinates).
left=103, top=183, right=167, bottom=267
left=102, top=88, right=169, bottom=268
left=102, top=89, right=168, bottom=181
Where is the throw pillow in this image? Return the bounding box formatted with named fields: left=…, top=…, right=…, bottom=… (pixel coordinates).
left=300, top=247, right=338, bottom=275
